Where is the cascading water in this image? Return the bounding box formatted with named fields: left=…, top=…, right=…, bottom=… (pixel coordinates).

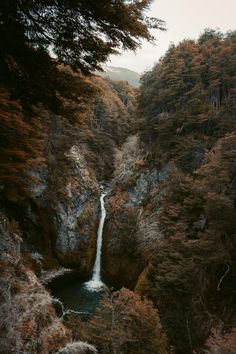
left=49, top=188, right=107, bottom=313
left=85, top=189, right=107, bottom=291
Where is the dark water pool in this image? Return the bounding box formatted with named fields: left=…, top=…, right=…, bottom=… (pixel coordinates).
left=50, top=277, right=103, bottom=314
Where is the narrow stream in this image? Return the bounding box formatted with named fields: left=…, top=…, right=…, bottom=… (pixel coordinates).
left=50, top=188, right=107, bottom=313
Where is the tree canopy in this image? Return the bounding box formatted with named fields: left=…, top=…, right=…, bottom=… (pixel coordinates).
left=133, top=29, right=236, bottom=353
left=78, top=288, right=169, bottom=354
left=0, top=0, right=165, bottom=73
left=137, top=29, right=236, bottom=171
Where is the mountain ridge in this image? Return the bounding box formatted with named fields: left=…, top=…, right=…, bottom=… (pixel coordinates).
left=96, top=65, right=141, bottom=87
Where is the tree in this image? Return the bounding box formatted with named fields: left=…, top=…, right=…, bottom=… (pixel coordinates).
left=0, top=0, right=165, bottom=73
left=78, top=288, right=169, bottom=354
left=205, top=327, right=236, bottom=353
left=137, top=29, right=236, bottom=171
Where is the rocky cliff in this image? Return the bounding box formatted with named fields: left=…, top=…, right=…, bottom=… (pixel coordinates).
left=1, top=26, right=236, bottom=354
left=0, top=68, right=136, bottom=272
left=0, top=64, right=137, bottom=352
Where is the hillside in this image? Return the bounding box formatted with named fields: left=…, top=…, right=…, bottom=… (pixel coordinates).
left=96, top=65, right=141, bottom=87
left=0, top=60, right=137, bottom=353
left=103, top=29, right=236, bottom=354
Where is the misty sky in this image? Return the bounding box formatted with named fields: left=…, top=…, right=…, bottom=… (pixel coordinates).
left=108, top=0, right=236, bottom=74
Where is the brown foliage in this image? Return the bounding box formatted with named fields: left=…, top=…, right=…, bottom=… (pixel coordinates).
left=138, top=30, right=236, bottom=172
left=78, top=288, right=169, bottom=354
left=0, top=88, right=46, bottom=199
left=136, top=157, right=236, bottom=353
left=133, top=29, right=236, bottom=354
left=204, top=327, right=236, bottom=354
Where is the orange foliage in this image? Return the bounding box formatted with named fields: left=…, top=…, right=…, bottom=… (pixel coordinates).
left=205, top=327, right=236, bottom=353
left=109, top=188, right=130, bottom=213
left=78, top=288, right=169, bottom=354
left=0, top=88, right=45, bottom=198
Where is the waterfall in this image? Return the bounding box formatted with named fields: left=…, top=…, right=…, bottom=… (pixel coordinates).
left=85, top=190, right=107, bottom=291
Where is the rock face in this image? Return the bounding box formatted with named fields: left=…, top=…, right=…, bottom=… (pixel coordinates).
left=103, top=135, right=169, bottom=288
left=0, top=74, right=136, bottom=277
left=0, top=80, right=139, bottom=353
left=53, top=145, right=100, bottom=274
left=13, top=137, right=101, bottom=277
left=104, top=167, right=167, bottom=288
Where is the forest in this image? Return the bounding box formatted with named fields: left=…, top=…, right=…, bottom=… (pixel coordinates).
left=0, top=1, right=236, bottom=354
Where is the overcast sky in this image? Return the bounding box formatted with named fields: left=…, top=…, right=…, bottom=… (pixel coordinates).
left=108, top=0, right=236, bottom=74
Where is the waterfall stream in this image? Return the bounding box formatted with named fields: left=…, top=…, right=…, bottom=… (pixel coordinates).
left=85, top=190, right=107, bottom=291
left=49, top=189, right=107, bottom=313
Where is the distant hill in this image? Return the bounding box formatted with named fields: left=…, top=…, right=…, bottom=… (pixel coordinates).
left=97, top=66, right=140, bottom=87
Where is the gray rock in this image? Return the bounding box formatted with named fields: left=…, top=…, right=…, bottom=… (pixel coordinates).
left=54, top=145, right=100, bottom=262
left=56, top=342, right=97, bottom=354
left=125, top=164, right=169, bottom=207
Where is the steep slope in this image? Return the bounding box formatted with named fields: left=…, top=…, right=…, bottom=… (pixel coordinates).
left=0, top=67, right=136, bottom=272
left=0, top=212, right=98, bottom=354
left=0, top=57, right=137, bottom=352
left=1, top=20, right=236, bottom=354
left=0, top=1, right=167, bottom=353
left=104, top=29, right=236, bottom=354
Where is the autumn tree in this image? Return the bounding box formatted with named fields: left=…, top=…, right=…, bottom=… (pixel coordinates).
left=133, top=137, right=236, bottom=352
left=137, top=29, right=236, bottom=172
left=0, top=88, right=46, bottom=199
left=134, top=34, right=236, bottom=351
left=0, top=0, right=165, bottom=111
left=205, top=327, right=236, bottom=353
left=78, top=288, right=169, bottom=354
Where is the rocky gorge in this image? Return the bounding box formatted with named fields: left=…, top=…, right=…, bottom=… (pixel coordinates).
left=0, top=2, right=236, bottom=352
left=0, top=66, right=139, bottom=352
